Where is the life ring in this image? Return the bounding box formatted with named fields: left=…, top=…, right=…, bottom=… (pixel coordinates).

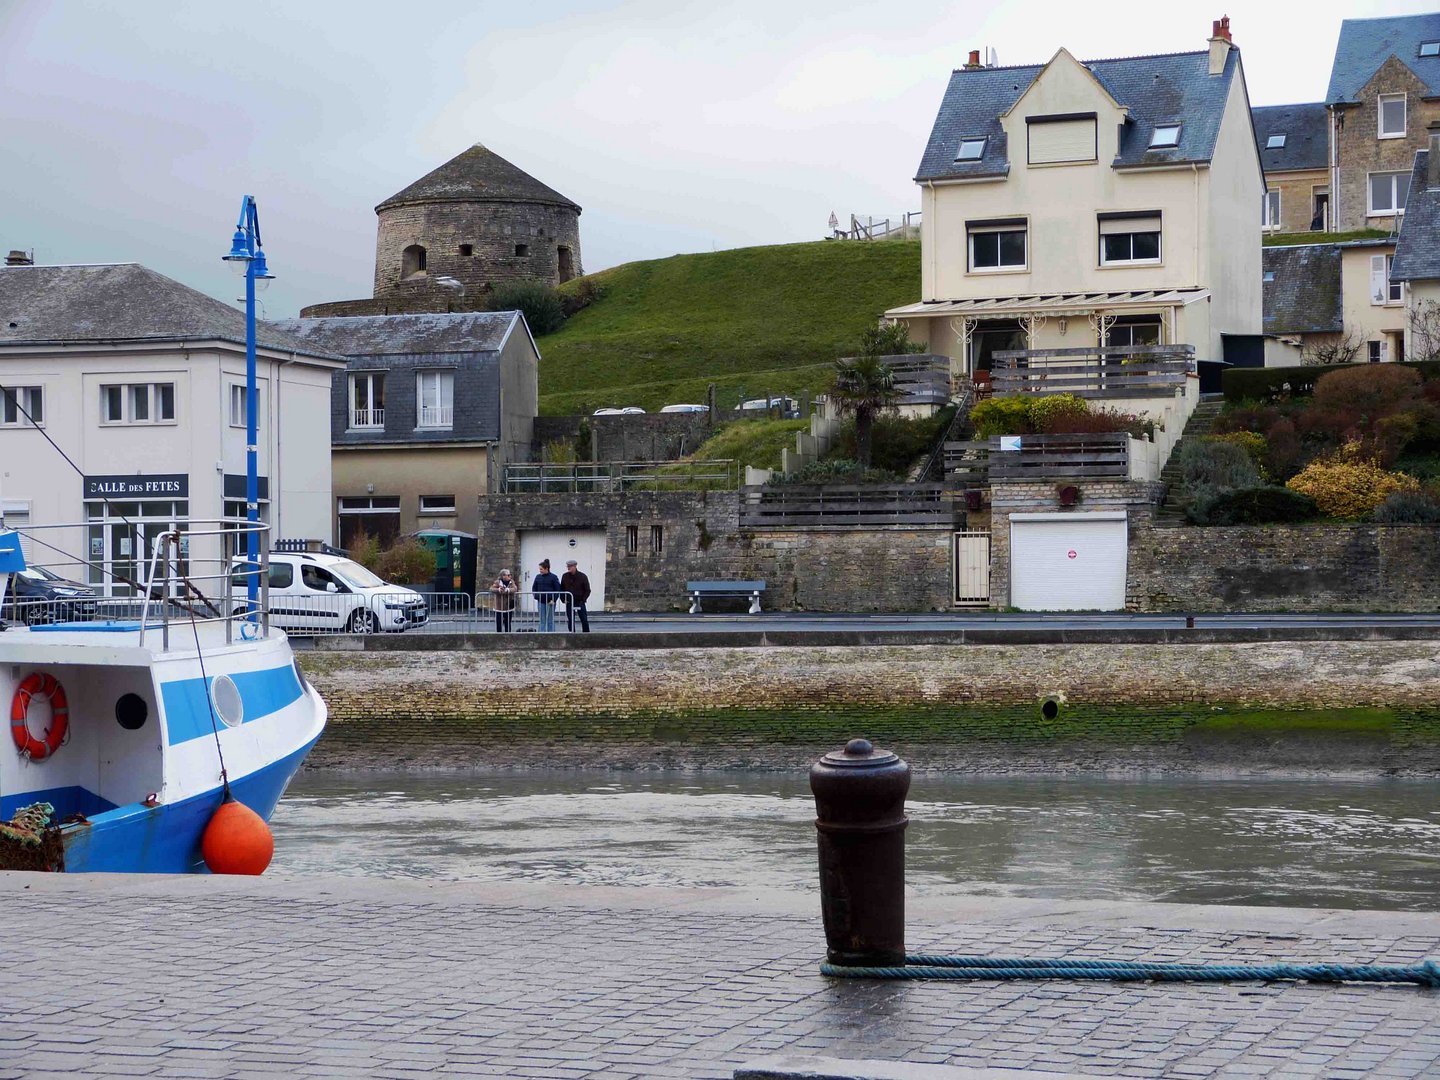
left=10, top=673, right=69, bottom=761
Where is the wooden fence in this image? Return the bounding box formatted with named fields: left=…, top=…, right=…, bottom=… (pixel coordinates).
left=739, top=484, right=958, bottom=528
left=944, top=433, right=1131, bottom=486
left=990, top=345, right=1193, bottom=399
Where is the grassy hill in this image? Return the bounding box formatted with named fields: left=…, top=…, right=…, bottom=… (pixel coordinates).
left=540, top=239, right=920, bottom=415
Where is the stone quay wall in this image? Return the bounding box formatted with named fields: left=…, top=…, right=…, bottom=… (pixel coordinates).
left=476, top=490, right=954, bottom=612
left=298, top=640, right=1440, bottom=773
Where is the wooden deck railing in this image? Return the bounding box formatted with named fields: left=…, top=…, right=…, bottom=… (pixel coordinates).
left=990, top=345, right=1193, bottom=399
left=739, top=484, right=957, bottom=528
left=944, top=432, right=1132, bottom=485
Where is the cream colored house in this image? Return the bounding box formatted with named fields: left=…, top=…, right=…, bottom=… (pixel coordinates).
left=1392, top=134, right=1440, bottom=362
left=888, top=20, right=1263, bottom=378
left=1262, top=239, right=1408, bottom=363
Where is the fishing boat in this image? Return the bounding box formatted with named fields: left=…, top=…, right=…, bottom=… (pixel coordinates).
left=0, top=518, right=326, bottom=872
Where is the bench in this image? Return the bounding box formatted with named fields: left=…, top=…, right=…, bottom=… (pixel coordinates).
left=686, top=580, right=766, bottom=615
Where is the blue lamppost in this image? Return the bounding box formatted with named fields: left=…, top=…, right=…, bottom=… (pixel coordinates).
left=222, top=196, right=273, bottom=608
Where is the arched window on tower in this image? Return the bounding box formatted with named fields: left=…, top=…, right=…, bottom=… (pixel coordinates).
left=402, top=244, right=427, bottom=279
left=557, top=246, right=574, bottom=284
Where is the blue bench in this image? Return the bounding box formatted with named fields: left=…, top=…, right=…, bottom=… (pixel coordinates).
left=686, top=580, right=766, bottom=615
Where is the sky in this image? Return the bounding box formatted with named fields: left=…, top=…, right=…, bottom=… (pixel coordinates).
left=1, top=0, right=1435, bottom=318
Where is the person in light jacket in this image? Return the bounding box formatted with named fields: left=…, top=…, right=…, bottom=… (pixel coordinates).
left=560, top=558, right=591, bottom=633
left=490, top=569, right=517, bottom=633
left=532, top=559, right=562, bottom=633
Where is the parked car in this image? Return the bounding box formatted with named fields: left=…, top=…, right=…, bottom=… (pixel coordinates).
left=229, top=551, right=428, bottom=635
left=2, top=565, right=99, bottom=624
left=619, top=406, right=646, bottom=414
left=592, top=407, right=624, bottom=416
left=659, top=403, right=709, bottom=414
left=740, top=396, right=800, bottom=418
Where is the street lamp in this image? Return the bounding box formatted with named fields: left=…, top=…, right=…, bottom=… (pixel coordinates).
left=221, top=195, right=274, bottom=610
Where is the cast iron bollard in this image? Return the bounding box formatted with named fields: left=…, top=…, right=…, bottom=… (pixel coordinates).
left=810, top=737, right=911, bottom=967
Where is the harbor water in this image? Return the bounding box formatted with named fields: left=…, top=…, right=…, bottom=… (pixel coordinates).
left=270, top=771, right=1440, bottom=910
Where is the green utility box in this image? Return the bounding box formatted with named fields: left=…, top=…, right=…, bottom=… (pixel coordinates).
left=413, top=529, right=477, bottom=600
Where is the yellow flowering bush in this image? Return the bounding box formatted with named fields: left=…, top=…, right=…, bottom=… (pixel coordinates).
left=1285, top=444, right=1419, bottom=519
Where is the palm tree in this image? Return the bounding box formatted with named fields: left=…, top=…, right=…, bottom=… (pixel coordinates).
left=831, top=354, right=899, bottom=469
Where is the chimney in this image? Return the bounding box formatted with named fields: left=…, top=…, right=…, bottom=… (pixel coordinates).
left=1208, top=14, right=1232, bottom=75
left=4, top=250, right=33, bottom=267
left=963, top=49, right=983, bottom=70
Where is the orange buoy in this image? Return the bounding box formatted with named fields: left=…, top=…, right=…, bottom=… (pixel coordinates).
left=201, top=796, right=274, bottom=875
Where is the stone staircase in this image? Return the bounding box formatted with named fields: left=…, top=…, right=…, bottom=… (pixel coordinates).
left=1154, top=396, right=1225, bottom=527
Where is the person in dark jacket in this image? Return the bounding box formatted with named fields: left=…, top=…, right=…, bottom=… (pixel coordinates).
left=532, top=559, right=562, bottom=633
left=560, top=559, right=592, bottom=633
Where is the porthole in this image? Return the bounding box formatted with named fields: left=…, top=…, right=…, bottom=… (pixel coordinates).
left=115, top=693, right=148, bottom=730
left=211, top=674, right=244, bottom=728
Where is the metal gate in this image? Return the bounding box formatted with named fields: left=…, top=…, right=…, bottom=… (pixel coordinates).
left=952, top=529, right=990, bottom=607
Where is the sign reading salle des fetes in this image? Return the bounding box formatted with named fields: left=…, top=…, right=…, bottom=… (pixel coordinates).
left=83, top=474, right=189, bottom=499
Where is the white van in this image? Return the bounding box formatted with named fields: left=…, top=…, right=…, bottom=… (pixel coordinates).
left=230, top=551, right=428, bottom=634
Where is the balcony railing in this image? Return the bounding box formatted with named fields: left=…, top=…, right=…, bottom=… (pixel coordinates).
left=419, top=404, right=454, bottom=428
left=351, top=407, right=384, bottom=429
left=990, top=345, right=1194, bottom=399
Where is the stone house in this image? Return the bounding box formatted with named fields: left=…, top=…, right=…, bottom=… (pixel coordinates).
left=270, top=312, right=539, bottom=544
left=886, top=18, right=1263, bottom=372
left=1262, top=239, right=1406, bottom=363
left=1252, top=103, right=1330, bottom=234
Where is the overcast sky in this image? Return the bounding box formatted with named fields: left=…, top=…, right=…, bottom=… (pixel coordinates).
left=1, top=0, right=1434, bottom=318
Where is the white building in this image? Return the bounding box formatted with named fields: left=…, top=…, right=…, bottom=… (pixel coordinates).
left=0, top=263, right=341, bottom=595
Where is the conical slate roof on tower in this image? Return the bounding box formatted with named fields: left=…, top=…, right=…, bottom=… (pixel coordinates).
left=376, top=144, right=581, bottom=213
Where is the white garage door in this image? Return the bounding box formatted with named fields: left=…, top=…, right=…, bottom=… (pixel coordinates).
left=518, top=529, right=607, bottom=611
left=1010, top=512, right=1127, bottom=611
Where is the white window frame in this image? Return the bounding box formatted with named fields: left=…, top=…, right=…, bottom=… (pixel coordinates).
left=1386, top=254, right=1403, bottom=305
left=348, top=371, right=385, bottom=430
left=955, top=137, right=987, bottom=162
left=1378, top=94, right=1406, bottom=139
left=967, top=225, right=1028, bottom=273
left=1367, top=171, right=1408, bottom=217
left=416, top=370, right=455, bottom=429
left=1098, top=218, right=1162, bottom=267
left=0, top=386, right=43, bottom=428
left=1266, top=134, right=1286, bottom=149
left=419, top=494, right=456, bottom=515
left=1149, top=124, right=1181, bottom=148
left=1262, top=190, right=1282, bottom=231
left=100, top=382, right=176, bottom=426
left=1421, top=42, right=1440, bottom=58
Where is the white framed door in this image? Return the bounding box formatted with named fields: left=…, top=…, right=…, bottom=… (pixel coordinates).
left=1009, top=512, right=1127, bottom=611
left=518, top=529, right=607, bottom=611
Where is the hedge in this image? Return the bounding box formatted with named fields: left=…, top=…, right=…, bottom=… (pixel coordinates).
left=1222, top=360, right=1440, bottom=403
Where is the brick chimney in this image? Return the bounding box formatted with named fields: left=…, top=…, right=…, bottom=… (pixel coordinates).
left=1208, top=15, right=1233, bottom=75
left=963, top=49, right=983, bottom=70
left=4, top=250, right=33, bottom=267
left=1429, top=120, right=1440, bottom=191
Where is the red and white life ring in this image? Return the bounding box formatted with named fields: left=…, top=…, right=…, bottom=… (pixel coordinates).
left=10, top=672, right=69, bottom=761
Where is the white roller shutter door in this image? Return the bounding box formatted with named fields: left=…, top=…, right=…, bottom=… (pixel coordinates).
left=1010, top=512, right=1127, bottom=611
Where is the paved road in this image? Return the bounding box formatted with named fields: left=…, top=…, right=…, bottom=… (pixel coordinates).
left=3, top=875, right=1437, bottom=1079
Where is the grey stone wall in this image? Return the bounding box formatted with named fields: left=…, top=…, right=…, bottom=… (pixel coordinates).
left=1334, top=56, right=1440, bottom=231
left=1128, top=522, right=1440, bottom=612
left=476, top=491, right=954, bottom=612
left=532, top=412, right=757, bottom=462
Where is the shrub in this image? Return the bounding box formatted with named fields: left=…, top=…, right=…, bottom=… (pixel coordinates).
left=769, top=459, right=898, bottom=485
left=970, top=395, right=1035, bottom=438
left=1206, top=432, right=1268, bottom=479
left=1374, top=490, right=1440, bottom=524
left=828, top=407, right=956, bottom=475
left=486, top=280, right=566, bottom=335
left=557, top=276, right=604, bottom=317
left=373, top=538, right=438, bottom=586
left=1286, top=446, right=1419, bottom=519
left=347, top=529, right=383, bottom=573
left=1263, top=418, right=1304, bottom=481
left=1187, top=486, right=1318, bottom=525
left=1179, top=439, right=1260, bottom=490
left=1312, top=364, right=1421, bottom=417
left=1029, top=394, right=1090, bottom=433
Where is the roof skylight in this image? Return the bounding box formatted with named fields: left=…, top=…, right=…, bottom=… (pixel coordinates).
left=955, top=137, right=987, bottom=162
left=1266, top=134, right=1286, bottom=149
left=1420, top=41, right=1439, bottom=57
left=1149, top=124, right=1181, bottom=149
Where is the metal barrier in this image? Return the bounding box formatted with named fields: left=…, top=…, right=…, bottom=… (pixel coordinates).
left=249, top=589, right=577, bottom=636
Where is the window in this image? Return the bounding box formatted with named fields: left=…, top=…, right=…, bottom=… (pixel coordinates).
left=1098, top=214, right=1161, bottom=265
left=650, top=524, right=664, bottom=555
left=101, top=382, right=174, bottom=425
left=0, top=386, right=42, bottom=427
left=1421, top=42, right=1440, bottom=58
left=349, top=372, right=385, bottom=429
left=1368, top=172, right=1409, bottom=216
left=419, top=494, right=456, bottom=514
left=1266, top=134, right=1286, bottom=149
left=514, top=243, right=529, bottom=257
left=1378, top=94, right=1406, bottom=139
left=229, top=384, right=247, bottom=428
left=626, top=524, right=639, bottom=556
left=1027, top=115, right=1096, bottom=164
left=967, top=221, right=1027, bottom=272
left=955, top=137, right=987, bottom=161
left=1105, top=317, right=1162, bottom=348
left=458, top=244, right=474, bottom=256
left=1368, top=340, right=1383, bottom=363
left=1149, top=124, right=1181, bottom=148
left=401, top=244, right=427, bottom=278
left=1262, top=189, right=1282, bottom=230
left=416, top=370, right=454, bottom=429
left=1263, top=270, right=1276, bottom=283
left=1371, top=254, right=1404, bottom=306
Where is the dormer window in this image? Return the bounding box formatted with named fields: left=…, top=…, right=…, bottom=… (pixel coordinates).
left=1149, top=124, right=1181, bottom=149
left=1420, top=42, right=1439, bottom=58
left=955, top=137, right=987, bottom=162
left=1266, top=134, right=1286, bottom=149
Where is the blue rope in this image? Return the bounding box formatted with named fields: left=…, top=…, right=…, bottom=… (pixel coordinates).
left=821, top=955, right=1440, bottom=987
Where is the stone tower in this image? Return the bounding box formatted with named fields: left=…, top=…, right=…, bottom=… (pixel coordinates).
left=372, top=144, right=582, bottom=302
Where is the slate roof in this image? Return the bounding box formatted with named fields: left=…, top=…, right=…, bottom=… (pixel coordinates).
left=0, top=263, right=340, bottom=360
left=377, top=145, right=580, bottom=212
left=1391, top=152, right=1440, bottom=282
left=1262, top=245, right=1343, bottom=335
left=270, top=311, right=522, bottom=356
left=916, top=48, right=1240, bottom=182
left=1251, top=103, right=1328, bottom=173
left=1326, top=14, right=1440, bottom=103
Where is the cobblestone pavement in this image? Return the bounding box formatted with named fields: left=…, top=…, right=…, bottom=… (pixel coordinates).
left=1, top=876, right=1437, bottom=1079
